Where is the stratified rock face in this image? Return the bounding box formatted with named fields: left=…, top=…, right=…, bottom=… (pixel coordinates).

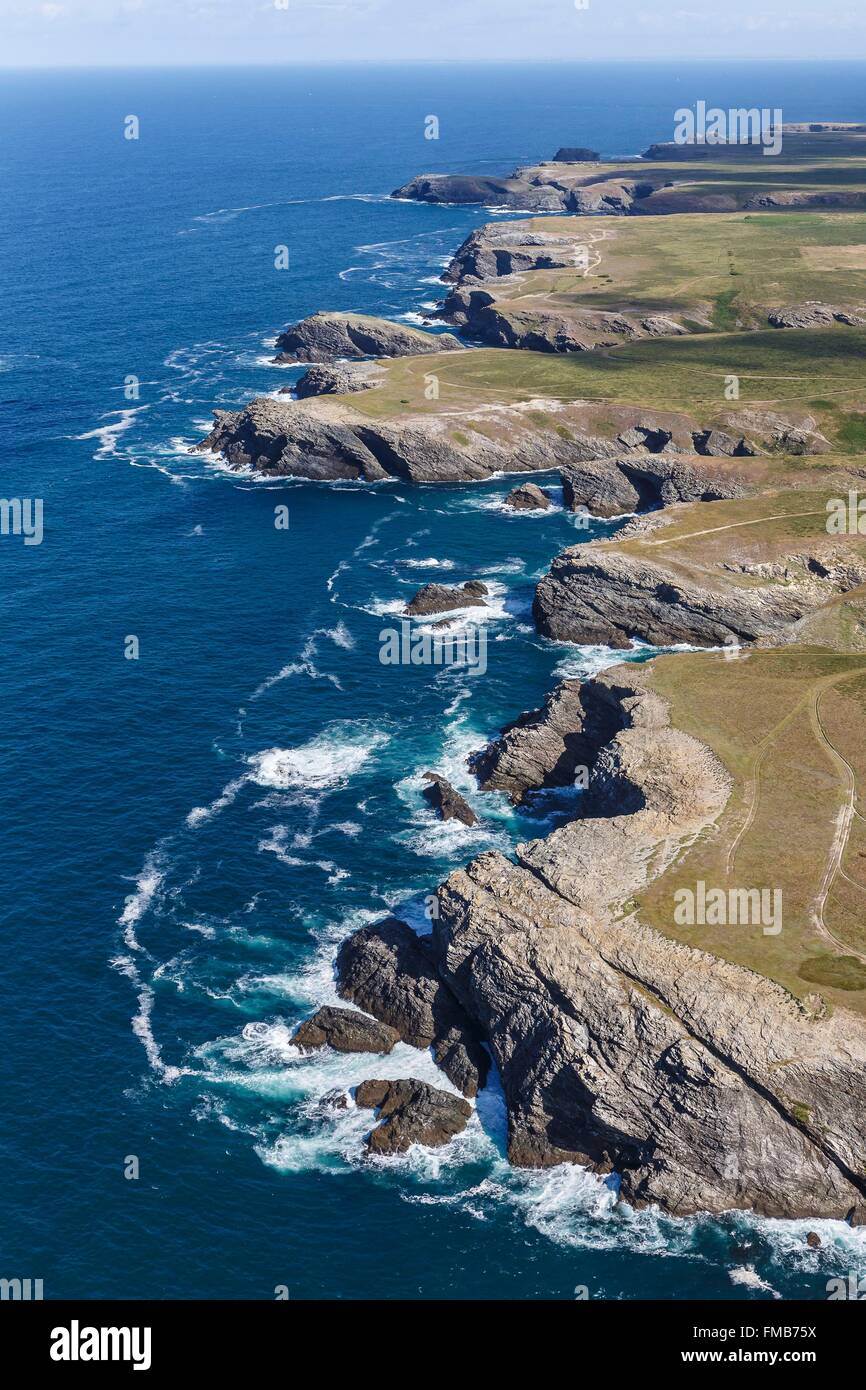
left=294, top=1005, right=400, bottom=1054
left=422, top=772, right=478, bottom=826
left=392, top=165, right=661, bottom=214
left=335, top=918, right=489, bottom=1097
left=441, top=285, right=689, bottom=353
left=552, top=147, right=601, bottom=162
left=560, top=452, right=747, bottom=519
left=443, top=224, right=584, bottom=284
left=356, top=1078, right=472, bottom=1154
left=273, top=311, right=462, bottom=364
left=195, top=394, right=805, bottom=486
left=768, top=304, right=866, bottom=329
left=532, top=545, right=818, bottom=648
left=469, top=679, right=624, bottom=805
left=291, top=362, right=383, bottom=399
left=405, top=581, right=488, bottom=616
left=504, top=482, right=551, bottom=511
left=432, top=669, right=866, bottom=1219
left=692, top=428, right=756, bottom=457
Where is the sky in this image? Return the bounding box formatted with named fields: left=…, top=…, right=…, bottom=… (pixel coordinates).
left=3, top=0, right=866, bottom=67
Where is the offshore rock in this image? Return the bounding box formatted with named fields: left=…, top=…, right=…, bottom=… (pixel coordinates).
left=422, top=772, right=479, bottom=826
left=294, top=1005, right=400, bottom=1054
left=356, top=1078, right=472, bottom=1154
left=405, top=581, right=488, bottom=616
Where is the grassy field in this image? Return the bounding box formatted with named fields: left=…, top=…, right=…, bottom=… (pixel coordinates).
left=349, top=325, right=866, bottom=451
left=500, top=210, right=866, bottom=328
left=638, top=646, right=866, bottom=1017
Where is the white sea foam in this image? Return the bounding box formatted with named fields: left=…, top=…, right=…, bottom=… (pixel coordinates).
left=75, top=405, right=149, bottom=458
left=729, top=1266, right=782, bottom=1298
left=248, top=724, right=390, bottom=793
left=186, top=775, right=248, bottom=829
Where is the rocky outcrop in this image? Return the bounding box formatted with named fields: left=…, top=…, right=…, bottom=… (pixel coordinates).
left=560, top=451, right=748, bottom=518
left=392, top=162, right=666, bottom=214
left=356, top=1078, right=472, bottom=1155
left=335, top=917, right=489, bottom=1097
left=294, top=1005, right=399, bottom=1054
left=469, top=679, right=624, bottom=805
left=405, top=580, right=488, bottom=616
left=441, top=285, right=688, bottom=352
left=291, top=362, right=384, bottom=399
left=768, top=303, right=866, bottom=329
left=692, top=428, right=756, bottom=457
left=422, top=772, right=478, bottom=826
left=504, top=482, right=551, bottom=511
left=443, top=224, right=584, bottom=284
left=196, top=393, right=775, bottom=484
left=273, top=311, right=461, bottom=364
left=430, top=668, right=866, bottom=1218
left=533, top=536, right=866, bottom=648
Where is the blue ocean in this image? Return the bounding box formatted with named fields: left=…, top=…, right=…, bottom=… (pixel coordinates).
left=3, top=62, right=866, bottom=1300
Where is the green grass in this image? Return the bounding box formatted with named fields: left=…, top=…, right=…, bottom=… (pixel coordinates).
left=350, top=327, right=866, bottom=438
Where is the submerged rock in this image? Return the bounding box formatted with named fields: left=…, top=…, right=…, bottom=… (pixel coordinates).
left=335, top=917, right=489, bottom=1096
left=356, top=1078, right=472, bottom=1154
left=422, top=772, right=478, bottom=826
left=293, top=1005, right=399, bottom=1055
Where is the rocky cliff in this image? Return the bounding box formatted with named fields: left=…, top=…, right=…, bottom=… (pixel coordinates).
left=273, top=311, right=461, bottom=364
left=335, top=667, right=866, bottom=1219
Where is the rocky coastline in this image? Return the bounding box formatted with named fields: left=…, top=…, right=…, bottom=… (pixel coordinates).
left=205, top=130, right=866, bottom=1220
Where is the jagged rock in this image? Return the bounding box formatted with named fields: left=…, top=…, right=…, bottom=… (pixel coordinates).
left=560, top=453, right=745, bottom=518
left=294, top=1005, right=400, bottom=1054
left=405, top=581, right=488, bottom=616
left=440, top=284, right=686, bottom=353
left=470, top=679, right=625, bottom=805
left=356, top=1078, right=472, bottom=1154
left=504, top=482, right=551, bottom=511
left=335, top=917, right=489, bottom=1097
left=273, top=311, right=461, bottom=364
left=806, top=1231, right=822, bottom=1248
left=318, top=1088, right=350, bottom=1111
left=430, top=668, right=866, bottom=1219
left=532, top=543, right=834, bottom=648
left=195, top=394, right=798, bottom=485
left=291, top=362, right=383, bottom=399
left=552, top=147, right=601, bottom=162
left=422, top=772, right=478, bottom=826
left=692, top=428, right=756, bottom=457
left=768, top=304, right=866, bottom=329
left=617, top=426, right=673, bottom=451
left=443, top=224, right=581, bottom=284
